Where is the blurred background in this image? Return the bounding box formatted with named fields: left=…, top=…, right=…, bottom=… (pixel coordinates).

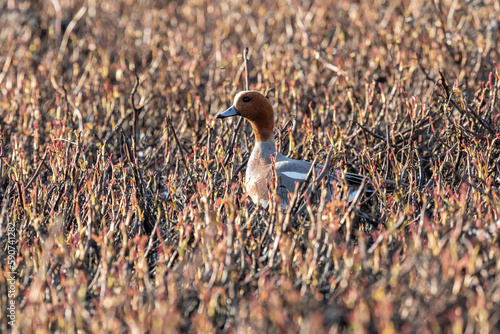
left=1, top=0, right=499, bottom=333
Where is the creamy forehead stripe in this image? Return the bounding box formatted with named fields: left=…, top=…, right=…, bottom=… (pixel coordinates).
left=234, top=90, right=261, bottom=103
left=281, top=171, right=309, bottom=180
left=234, top=91, right=245, bottom=102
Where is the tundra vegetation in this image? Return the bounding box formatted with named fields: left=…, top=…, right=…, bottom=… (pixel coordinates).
left=0, top=0, right=499, bottom=332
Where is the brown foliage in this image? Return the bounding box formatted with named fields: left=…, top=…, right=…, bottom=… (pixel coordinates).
left=1, top=0, right=499, bottom=332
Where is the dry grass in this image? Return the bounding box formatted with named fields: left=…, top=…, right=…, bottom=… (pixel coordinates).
left=1, top=0, right=500, bottom=333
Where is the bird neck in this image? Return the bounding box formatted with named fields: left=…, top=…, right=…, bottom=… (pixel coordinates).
left=250, top=118, right=274, bottom=143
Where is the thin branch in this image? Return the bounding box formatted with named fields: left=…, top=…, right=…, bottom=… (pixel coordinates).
left=439, top=71, right=495, bottom=136
left=58, top=6, right=87, bottom=62
left=355, top=121, right=399, bottom=148
left=167, top=118, right=197, bottom=193
left=340, top=178, right=366, bottom=229
left=223, top=48, right=250, bottom=166
left=25, top=150, right=49, bottom=189
left=244, top=47, right=249, bottom=91
left=129, top=70, right=143, bottom=150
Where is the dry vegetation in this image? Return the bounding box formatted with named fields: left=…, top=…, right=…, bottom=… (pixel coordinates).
left=1, top=0, right=500, bottom=332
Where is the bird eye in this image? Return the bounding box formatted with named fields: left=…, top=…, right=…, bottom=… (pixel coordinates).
left=242, top=96, right=251, bottom=102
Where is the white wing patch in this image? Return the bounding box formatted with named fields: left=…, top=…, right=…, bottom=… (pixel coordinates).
left=259, top=199, right=269, bottom=208
left=347, top=190, right=358, bottom=202
left=281, top=171, right=309, bottom=180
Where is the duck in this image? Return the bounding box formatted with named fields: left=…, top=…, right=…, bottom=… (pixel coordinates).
left=217, top=90, right=374, bottom=208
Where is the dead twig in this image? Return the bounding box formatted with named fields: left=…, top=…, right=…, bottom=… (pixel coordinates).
left=25, top=150, right=49, bottom=190
left=282, top=156, right=319, bottom=231
left=355, top=121, right=399, bottom=148
left=439, top=71, right=495, bottom=136
left=339, top=178, right=366, bottom=230
left=223, top=48, right=251, bottom=166
left=129, top=70, right=143, bottom=150
left=167, top=118, right=197, bottom=193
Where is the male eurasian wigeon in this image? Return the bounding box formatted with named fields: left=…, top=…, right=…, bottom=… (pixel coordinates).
left=217, top=90, right=372, bottom=207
